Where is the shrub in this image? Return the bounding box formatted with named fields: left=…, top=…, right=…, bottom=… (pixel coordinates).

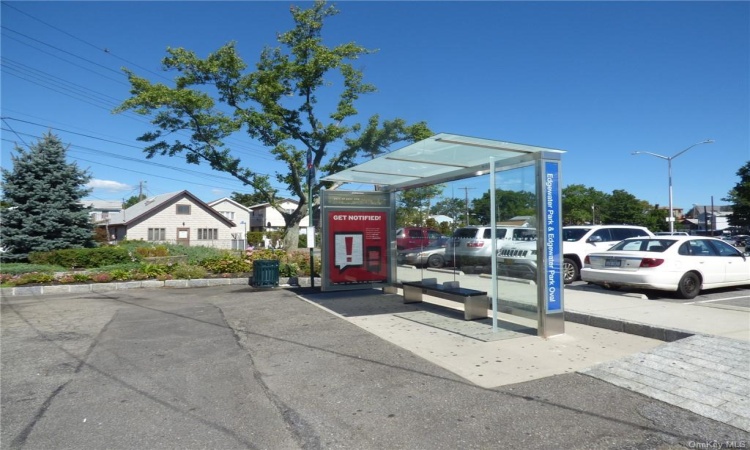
left=280, top=262, right=300, bottom=277
left=170, top=264, right=208, bottom=280
left=28, top=247, right=136, bottom=268
left=57, top=273, right=91, bottom=284
left=134, top=245, right=170, bottom=258
left=90, top=272, right=113, bottom=283
left=200, top=254, right=251, bottom=274
left=284, top=250, right=321, bottom=277
left=109, top=269, right=132, bottom=281
left=136, top=263, right=170, bottom=278
left=6, top=272, right=56, bottom=286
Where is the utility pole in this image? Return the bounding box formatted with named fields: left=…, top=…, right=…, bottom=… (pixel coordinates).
left=458, top=187, right=475, bottom=225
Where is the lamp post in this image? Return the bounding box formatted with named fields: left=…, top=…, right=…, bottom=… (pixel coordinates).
left=591, top=204, right=595, bottom=225
left=632, top=139, right=714, bottom=234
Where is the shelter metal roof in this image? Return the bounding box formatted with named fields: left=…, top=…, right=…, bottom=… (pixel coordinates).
left=322, top=133, right=565, bottom=191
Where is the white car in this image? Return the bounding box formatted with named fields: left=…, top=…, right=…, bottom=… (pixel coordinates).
left=581, top=236, right=750, bottom=299
left=498, top=224, right=654, bottom=283
left=562, top=225, right=654, bottom=284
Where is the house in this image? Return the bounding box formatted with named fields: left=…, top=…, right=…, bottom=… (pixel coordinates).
left=105, top=191, right=238, bottom=249
left=499, top=216, right=534, bottom=227
left=248, top=198, right=310, bottom=235
left=428, top=214, right=454, bottom=224
left=680, top=206, right=734, bottom=235
left=83, top=200, right=123, bottom=224
left=207, top=197, right=251, bottom=246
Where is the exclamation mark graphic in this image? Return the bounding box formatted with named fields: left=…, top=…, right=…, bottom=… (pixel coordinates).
left=345, top=236, right=353, bottom=262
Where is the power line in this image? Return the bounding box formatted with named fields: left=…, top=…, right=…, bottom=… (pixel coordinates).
left=2, top=1, right=173, bottom=83
left=1, top=132, right=290, bottom=194
left=2, top=25, right=126, bottom=78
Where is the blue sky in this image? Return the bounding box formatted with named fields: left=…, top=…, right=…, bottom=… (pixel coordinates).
left=2, top=1, right=748, bottom=212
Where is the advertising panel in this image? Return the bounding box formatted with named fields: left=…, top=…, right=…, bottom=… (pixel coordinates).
left=326, top=211, right=389, bottom=284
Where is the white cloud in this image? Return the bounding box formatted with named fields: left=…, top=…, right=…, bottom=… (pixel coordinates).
left=87, top=179, right=132, bottom=192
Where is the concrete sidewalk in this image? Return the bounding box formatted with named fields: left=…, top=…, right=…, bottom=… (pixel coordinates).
left=296, top=267, right=749, bottom=433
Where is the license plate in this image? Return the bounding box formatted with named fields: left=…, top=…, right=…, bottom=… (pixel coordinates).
left=504, top=259, right=514, bottom=265
left=605, top=259, right=621, bottom=268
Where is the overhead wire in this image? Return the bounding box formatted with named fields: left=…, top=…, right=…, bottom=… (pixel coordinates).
left=0, top=4, right=308, bottom=196
left=1, top=131, right=290, bottom=194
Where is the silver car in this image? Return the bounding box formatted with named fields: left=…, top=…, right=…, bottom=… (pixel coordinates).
left=449, top=226, right=536, bottom=273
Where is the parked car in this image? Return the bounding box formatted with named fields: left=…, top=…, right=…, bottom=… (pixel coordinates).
left=654, top=231, right=689, bottom=236
left=497, top=224, right=654, bottom=283
left=497, top=239, right=538, bottom=280
left=449, top=225, right=536, bottom=273
left=396, top=227, right=444, bottom=250
left=562, top=225, right=654, bottom=284
left=581, top=236, right=750, bottom=299
left=733, top=235, right=749, bottom=247
left=397, top=242, right=453, bottom=268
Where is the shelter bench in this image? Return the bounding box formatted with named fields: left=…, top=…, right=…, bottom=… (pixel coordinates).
left=400, top=279, right=488, bottom=321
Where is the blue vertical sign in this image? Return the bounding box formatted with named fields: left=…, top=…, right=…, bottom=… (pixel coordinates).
left=544, top=161, right=562, bottom=312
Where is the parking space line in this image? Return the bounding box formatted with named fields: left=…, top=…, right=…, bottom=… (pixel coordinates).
left=685, top=294, right=750, bottom=304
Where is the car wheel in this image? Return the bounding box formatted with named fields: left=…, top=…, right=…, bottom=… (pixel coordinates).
left=676, top=272, right=701, bottom=299
left=563, top=258, right=579, bottom=284
left=427, top=254, right=445, bottom=268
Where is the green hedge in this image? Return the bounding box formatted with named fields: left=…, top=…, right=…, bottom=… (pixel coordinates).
left=28, top=247, right=137, bottom=268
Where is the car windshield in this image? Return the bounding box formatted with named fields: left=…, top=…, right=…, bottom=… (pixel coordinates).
left=563, top=228, right=590, bottom=242
left=609, top=238, right=677, bottom=252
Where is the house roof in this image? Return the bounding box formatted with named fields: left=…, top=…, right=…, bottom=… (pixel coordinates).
left=82, top=200, right=122, bottom=211
left=107, top=190, right=235, bottom=227
left=207, top=197, right=251, bottom=212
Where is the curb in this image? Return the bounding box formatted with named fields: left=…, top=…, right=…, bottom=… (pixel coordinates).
left=0, top=276, right=322, bottom=298
left=564, top=310, right=694, bottom=342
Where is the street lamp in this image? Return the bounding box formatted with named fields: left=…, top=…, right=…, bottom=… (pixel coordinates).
left=632, top=139, right=714, bottom=234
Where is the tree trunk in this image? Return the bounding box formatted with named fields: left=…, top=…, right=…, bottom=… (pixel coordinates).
left=283, top=224, right=300, bottom=251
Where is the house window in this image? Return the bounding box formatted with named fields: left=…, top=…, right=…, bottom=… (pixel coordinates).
left=176, top=204, right=191, bottom=215
left=198, top=228, right=218, bottom=240
left=221, top=211, right=235, bottom=220
left=148, top=228, right=166, bottom=241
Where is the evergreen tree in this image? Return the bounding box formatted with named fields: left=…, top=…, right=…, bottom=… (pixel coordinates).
left=1, top=133, right=94, bottom=261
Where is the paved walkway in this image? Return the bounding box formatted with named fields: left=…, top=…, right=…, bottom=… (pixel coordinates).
left=581, top=335, right=750, bottom=433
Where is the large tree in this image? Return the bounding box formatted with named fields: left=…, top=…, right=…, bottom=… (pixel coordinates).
left=724, top=161, right=750, bottom=230
left=471, top=189, right=536, bottom=224
left=116, top=1, right=428, bottom=249
left=230, top=192, right=267, bottom=208
left=1, top=133, right=94, bottom=261
left=561, top=184, right=610, bottom=225
left=396, top=185, right=444, bottom=227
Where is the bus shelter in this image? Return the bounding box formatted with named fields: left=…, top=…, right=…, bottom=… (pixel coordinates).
left=322, top=133, right=566, bottom=338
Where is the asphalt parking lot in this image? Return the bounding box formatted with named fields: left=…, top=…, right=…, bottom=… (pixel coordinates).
left=2, top=285, right=748, bottom=449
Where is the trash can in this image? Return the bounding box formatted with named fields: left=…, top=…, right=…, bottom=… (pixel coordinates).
left=250, top=260, right=279, bottom=287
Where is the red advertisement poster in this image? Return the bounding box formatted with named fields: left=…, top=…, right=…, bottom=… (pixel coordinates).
left=327, top=211, right=388, bottom=284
